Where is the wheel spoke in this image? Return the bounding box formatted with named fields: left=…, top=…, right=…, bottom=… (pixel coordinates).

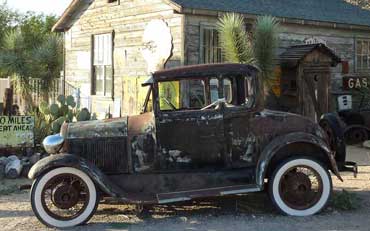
left=40, top=173, right=90, bottom=221
left=278, top=165, right=324, bottom=210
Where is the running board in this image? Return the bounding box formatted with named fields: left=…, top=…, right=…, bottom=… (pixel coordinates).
left=157, top=185, right=261, bottom=204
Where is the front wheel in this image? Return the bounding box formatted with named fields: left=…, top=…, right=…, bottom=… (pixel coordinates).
left=268, top=158, right=332, bottom=216
left=31, top=167, right=99, bottom=228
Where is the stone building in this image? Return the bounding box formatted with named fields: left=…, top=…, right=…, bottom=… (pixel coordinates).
left=53, top=0, right=370, bottom=118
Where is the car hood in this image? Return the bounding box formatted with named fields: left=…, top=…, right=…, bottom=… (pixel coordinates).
left=64, top=117, right=128, bottom=140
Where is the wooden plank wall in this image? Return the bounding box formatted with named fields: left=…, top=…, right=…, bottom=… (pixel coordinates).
left=65, top=0, right=184, bottom=117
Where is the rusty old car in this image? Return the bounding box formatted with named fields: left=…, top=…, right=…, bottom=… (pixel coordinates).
left=28, top=64, right=355, bottom=228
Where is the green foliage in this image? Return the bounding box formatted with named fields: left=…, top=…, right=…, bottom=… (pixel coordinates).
left=77, top=108, right=91, bottom=121
left=345, top=0, right=370, bottom=9
left=217, top=13, right=254, bottom=64
left=33, top=33, right=63, bottom=101
left=217, top=14, right=280, bottom=85
left=29, top=108, right=51, bottom=145
left=18, top=13, right=58, bottom=51
left=66, top=95, right=76, bottom=108
left=331, top=190, right=360, bottom=211
left=38, top=95, right=92, bottom=134
left=0, top=2, right=19, bottom=47
left=0, top=2, right=61, bottom=111
left=253, top=15, right=280, bottom=83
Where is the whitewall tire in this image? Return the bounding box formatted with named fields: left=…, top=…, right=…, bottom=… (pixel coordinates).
left=31, top=167, right=99, bottom=228
left=269, top=158, right=332, bottom=216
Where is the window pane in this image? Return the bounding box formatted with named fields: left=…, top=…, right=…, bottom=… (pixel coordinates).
left=363, top=56, right=367, bottom=69
left=357, top=55, right=363, bottom=69
left=105, top=66, right=113, bottom=96
left=201, top=28, right=222, bottom=64
left=189, top=80, right=206, bottom=108
left=159, top=81, right=180, bottom=111
left=94, top=66, right=104, bottom=94
left=363, top=41, right=369, bottom=55
left=357, top=41, right=362, bottom=54
left=159, top=79, right=206, bottom=111
left=94, top=33, right=112, bottom=65
left=210, top=78, right=219, bottom=103
left=223, top=78, right=233, bottom=104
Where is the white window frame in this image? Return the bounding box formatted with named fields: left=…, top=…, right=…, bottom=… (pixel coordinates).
left=92, top=33, right=114, bottom=97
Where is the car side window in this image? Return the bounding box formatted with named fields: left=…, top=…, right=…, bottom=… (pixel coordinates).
left=244, top=76, right=254, bottom=105
left=158, top=79, right=206, bottom=111
left=210, top=78, right=219, bottom=103
left=223, top=78, right=233, bottom=104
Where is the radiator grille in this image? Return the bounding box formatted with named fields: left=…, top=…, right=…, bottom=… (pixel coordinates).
left=68, top=137, right=128, bottom=174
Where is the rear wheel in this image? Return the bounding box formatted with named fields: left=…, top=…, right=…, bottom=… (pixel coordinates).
left=268, top=158, right=332, bottom=216
left=345, top=127, right=368, bottom=145
left=31, top=167, right=99, bottom=228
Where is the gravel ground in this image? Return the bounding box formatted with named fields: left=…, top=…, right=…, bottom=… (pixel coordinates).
left=1, top=146, right=370, bottom=231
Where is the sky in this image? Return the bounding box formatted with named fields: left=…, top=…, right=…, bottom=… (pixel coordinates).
left=3, top=0, right=73, bottom=15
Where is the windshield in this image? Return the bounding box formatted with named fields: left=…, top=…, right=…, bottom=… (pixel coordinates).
left=156, top=75, right=255, bottom=112
left=159, top=79, right=206, bottom=111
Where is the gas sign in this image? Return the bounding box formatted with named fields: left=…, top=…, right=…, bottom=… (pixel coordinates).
left=343, top=77, right=368, bottom=90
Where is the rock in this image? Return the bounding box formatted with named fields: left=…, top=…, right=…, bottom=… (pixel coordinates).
left=25, top=147, right=34, bottom=157
left=21, top=163, right=32, bottom=178
left=363, top=140, right=370, bottom=149
left=5, top=155, right=23, bottom=179
left=30, top=153, right=42, bottom=165
left=0, top=156, right=9, bottom=166
left=179, top=217, right=188, bottom=223
left=0, top=163, right=5, bottom=180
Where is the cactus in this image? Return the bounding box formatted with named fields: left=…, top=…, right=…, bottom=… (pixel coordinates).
left=57, top=95, right=65, bottom=105
left=50, top=104, right=60, bottom=118
left=39, top=101, right=50, bottom=115
left=67, top=111, right=74, bottom=122
left=51, top=116, right=66, bottom=133
left=77, top=108, right=91, bottom=121
left=60, top=105, right=69, bottom=116
left=38, top=95, right=93, bottom=134
left=66, top=95, right=76, bottom=108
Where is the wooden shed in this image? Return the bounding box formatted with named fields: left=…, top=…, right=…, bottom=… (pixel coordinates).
left=279, top=44, right=341, bottom=121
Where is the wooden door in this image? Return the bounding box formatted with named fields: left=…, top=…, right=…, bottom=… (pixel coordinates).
left=301, top=68, right=330, bottom=121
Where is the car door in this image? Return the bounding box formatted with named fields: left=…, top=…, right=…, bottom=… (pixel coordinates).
left=155, top=79, right=226, bottom=172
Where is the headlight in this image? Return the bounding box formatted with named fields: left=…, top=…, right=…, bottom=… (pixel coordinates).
left=43, top=134, right=64, bottom=154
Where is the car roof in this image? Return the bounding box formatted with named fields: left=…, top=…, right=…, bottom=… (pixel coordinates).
left=152, top=63, right=259, bottom=82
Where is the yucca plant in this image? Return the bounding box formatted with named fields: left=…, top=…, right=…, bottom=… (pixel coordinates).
left=217, top=13, right=255, bottom=64
left=33, top=33, right=63, bottom=102
left=217, top=14, right=280, bottom=105
left=253, top=15, right=280, bottom=85
left=0, top=30, right=34, bottom=112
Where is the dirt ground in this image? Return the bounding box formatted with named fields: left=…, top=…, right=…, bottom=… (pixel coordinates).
left=1, top=146, right=370, bottom=231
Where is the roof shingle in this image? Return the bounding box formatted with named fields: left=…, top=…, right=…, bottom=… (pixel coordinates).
left=172, top=0, right=370, bottom=27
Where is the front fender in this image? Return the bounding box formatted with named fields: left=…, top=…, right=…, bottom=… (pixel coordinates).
left=256, top=132, right=341, bottom=188
left=28, top=154, right=121, bottom=197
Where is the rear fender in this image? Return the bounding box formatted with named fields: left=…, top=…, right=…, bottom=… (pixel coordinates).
left=28, top=154, right=122, bottom=198
left=344, top=124, right=370, bottom=134
left=256, top=132, right=341, bottom=188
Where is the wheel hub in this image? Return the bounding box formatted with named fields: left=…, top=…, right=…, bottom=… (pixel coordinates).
left=52, top=184, right=80, bottom=209
left=286, top=172, right=312, bottom=193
